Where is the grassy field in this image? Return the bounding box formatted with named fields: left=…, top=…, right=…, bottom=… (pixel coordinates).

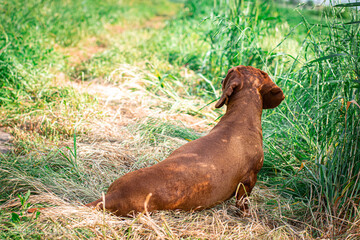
left=1, top=0, right=359, bottom=239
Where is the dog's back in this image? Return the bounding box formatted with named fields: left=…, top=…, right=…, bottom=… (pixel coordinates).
left=86, top=66, right=284, bottom=216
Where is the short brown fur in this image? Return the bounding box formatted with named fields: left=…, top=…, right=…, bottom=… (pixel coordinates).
left=29, top=66, right=284, bottom=216
left=83, top=66, right=285, bottom=216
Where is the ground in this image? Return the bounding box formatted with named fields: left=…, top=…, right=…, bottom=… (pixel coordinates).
left=0, top=15, right=312, bottom=240
left=1, top=0, right=359, bottom=239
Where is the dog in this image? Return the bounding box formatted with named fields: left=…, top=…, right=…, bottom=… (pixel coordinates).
left=83, top=65, right=285, bottom=216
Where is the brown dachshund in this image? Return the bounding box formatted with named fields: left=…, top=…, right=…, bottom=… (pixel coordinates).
left=84, top=65, right=285, bottom=216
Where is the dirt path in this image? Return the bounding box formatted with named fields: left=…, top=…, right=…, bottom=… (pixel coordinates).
left=0, top=15, right=309, bottom=240
left=24, top=37, right=294, bottom=240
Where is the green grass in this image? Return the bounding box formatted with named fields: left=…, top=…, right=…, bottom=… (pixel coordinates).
left=0, top=0, right=182, bottom=147
left=0, top=0, right=359, bottom=238
left=133, top=117, right=202, bottom=145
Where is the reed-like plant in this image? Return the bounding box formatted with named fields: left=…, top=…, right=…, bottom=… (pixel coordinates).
left=188, top=0, right=359, bottom=236
left=286, top=2, right=360, bottom=234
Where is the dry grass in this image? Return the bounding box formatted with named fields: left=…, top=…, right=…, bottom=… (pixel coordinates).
left=1, top=61, right=316, bottom=239
left=3, top=7, right=358, bottom=238
left=2, top=189, right=313, bottom=239
left=54, top=37, right=109, bottom=65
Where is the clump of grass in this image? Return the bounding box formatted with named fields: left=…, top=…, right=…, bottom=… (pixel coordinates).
left=258, top=1, right=359, bottom=237
left=281, top=2, right=359, bottom=234
left=133, top=117, right=202, bottom=145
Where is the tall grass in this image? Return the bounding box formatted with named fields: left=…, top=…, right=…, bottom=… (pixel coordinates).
left=284, top=2, right=360, bottom=234
left=183, top=0, right=359, bottom=236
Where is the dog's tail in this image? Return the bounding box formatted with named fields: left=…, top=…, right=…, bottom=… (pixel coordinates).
left=28, top=207, right=46, bottom=213
left=85, top=198, right=103, bottom=209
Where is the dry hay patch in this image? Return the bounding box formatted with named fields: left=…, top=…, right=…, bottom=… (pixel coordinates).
left=54, top=37, right=108, bottom=65
left=1, top=189, right=312, bottom=239
left=64, top=63, right=214, bottom=135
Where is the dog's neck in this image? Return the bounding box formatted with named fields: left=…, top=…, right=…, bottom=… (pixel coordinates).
left=218, top=87, right=263, bottom=133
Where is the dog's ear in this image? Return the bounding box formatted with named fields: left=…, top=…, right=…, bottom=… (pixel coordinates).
left=259, top=71, right=284, bottom=109
left=261, top=85, right=284, bottom=109
left=215, top=70, right=243, bottom=108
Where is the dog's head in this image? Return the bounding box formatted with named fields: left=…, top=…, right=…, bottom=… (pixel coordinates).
left=215, top=65, right=285, bottom=109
